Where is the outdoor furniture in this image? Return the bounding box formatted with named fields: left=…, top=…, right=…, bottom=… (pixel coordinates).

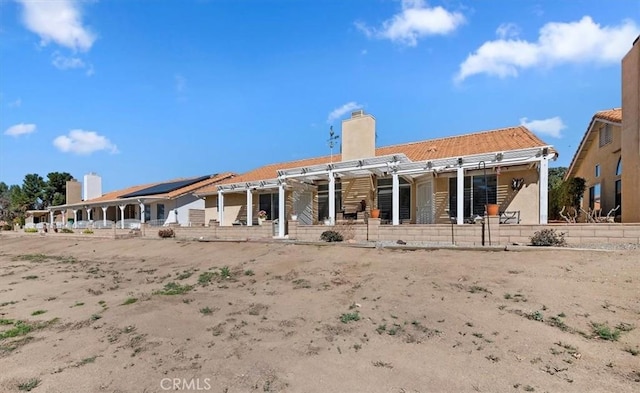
left=500, top=210, right=520, bottom=224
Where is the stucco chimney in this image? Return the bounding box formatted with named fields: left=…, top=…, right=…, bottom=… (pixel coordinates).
left=83, top=173, right=102, bottom=201
left=65, top=179, right=82, bottom=205
left=341, top=110, right=376, bottom=161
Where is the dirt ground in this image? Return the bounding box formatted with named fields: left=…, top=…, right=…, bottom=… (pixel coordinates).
left=0, top=235, right=638, bottom=393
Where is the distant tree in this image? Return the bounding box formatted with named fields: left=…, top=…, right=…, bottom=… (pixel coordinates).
left=21, top=173, right=45, bottom=210
left=0, top=182, right=9, bottom=222
left=9, top=184, right=28, bottom=225
left=548, top=167, right=567, bottom=191
left=43, top=172, right=73, bottom=207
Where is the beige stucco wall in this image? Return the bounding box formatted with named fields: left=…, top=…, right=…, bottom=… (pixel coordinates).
left=432, top=166, right=540, bottom=224
left=205, top=191, right=298, bottom=226
left=341, top=113, right=375, bottom=161
left=572, top=121, right=623, bottom=216
left=622, top=37, right=640, bottom=222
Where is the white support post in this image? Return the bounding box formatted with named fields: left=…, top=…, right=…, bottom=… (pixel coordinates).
left=50, top=211, right=54, bottom=226
left=119, top=205, right=126, bottom=229
left=328, top=171, right=335, bottom=225
left=246, top=189, right=253, bottom=226
left=102, top=206, right=108, bottom=226
left=73, top=209, right=78, bottom=228
left=139, top=203, right=145, bottom=224
left=86, top=207, right=92, bottom=222
left=278, top=184, right=286, bottom=237
left=539, top=157, right=549, bottom=224
left=62, top=211, right=66, bottom=227
left=218, top=191, right=224, bottom=226
left=457, top=166, right=464, bottom=225
left=392, top=172, right=400, bottom=225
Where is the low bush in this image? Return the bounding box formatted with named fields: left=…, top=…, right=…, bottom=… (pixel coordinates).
left=24, top=228, right=38, bottom=233
left=60, top=228, right=74, bottom=233
left=158, top=228, right=175, bottom=238
left=1, top=224, right=12, bottom=231
left=82, top=229, right=94, bottom=235
left=320, top=230, right=343, bottom=242
left=530, top=229, right=566, bottom=247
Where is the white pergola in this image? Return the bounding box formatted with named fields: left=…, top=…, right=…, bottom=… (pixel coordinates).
left=215, top=147, right=556, bottom=238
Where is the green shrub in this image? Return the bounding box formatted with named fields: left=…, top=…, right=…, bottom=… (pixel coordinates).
left=82, top=229, right=94, bottom=234
left=340, top=312, right=360, bottom=323
left=320, top=230, right=343, bottom=242
left=24, top=228, right=38, bottom=233
left=1, top=224, right=12, bottom=231
left=530, top=229, right=566, bottom=247
left=158, top=228, right=175, bottom=238
left=60, top=227, right=74, bottom=233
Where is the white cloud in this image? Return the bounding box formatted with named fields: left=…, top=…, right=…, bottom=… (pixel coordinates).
left=496, top=23, right=520, bottom=39
left=17, top=0, right=96, bottom=52
left=8, top=98, right=22, bottom=108
left=53, top=129, right=118, bottom=155
left=52, top=52, right=85, bottom=69
left=520, top=116, right=566, bottom=138
left=456, top=16, right=640, bottom=82
left=356, top=0, right=465, bottom=46
left=4, top=123, right=36, bottom=137
left=327, top=102, right=362, bottom=123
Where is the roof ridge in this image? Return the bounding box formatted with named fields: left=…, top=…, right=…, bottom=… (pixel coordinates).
left=377, top=125, right=527, bottom=150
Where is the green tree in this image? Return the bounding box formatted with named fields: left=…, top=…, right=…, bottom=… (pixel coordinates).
left=9, top=184, right=28, bottom=225
left=21, top=173, right=45, bottom=210
left=43, top=172, right=73, bottom=208
left=0, top=182, right=10, bottom=222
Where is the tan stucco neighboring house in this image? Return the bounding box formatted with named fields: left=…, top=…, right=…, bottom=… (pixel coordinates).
left=48, top=172, right=235, bottom=228
left=196, top=110, right=557, bottom=236
left=565, top=35, right=640, bottom=223
left=565, top=109, right=623, bottom=220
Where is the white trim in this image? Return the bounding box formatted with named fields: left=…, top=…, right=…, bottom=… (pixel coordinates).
left=456, top=167, right=464, bottom=225
left=539, top=157, right=549, bottom=224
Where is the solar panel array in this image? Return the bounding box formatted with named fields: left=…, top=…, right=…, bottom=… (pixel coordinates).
left=120, top=175, right=212, bottom=198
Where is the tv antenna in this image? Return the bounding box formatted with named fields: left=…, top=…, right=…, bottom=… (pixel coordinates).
left=327, top=125, right=339, bottom=163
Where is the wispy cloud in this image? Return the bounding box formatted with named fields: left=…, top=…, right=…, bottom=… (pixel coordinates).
left=327, top=102, right=362, bottom=123
left=8, top=98, right=22, bottom=108
left=175, top=74, right=187, bottom=101
left=520, top=116, right=566, bottom=138
left=16, top=0, right=96, bottom=52
left=51, top=52, right=94, bottom=75
left=4, top=123, right=36, bottom=137
left=53, top=129, right=118, bottom=155
left=496, top=23, right=520, bottom=39
left=456, top=16, right=639, bottom=82
left=356, top=0, right=465, bottom=46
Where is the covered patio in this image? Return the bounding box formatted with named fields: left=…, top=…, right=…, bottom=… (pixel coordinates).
left=214, top=147, right=556, bottom=238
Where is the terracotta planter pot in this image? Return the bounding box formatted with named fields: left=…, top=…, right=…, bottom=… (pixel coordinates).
left=486, top=204, right=499, bottom=216
left=371, top=209, right=380, bottom=219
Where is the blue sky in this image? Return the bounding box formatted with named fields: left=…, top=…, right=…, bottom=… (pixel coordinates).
left=1, top=0, right=638, bottom=192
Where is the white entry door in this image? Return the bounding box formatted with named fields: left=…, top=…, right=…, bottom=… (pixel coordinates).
left=416, top=179, right=434, bottom=224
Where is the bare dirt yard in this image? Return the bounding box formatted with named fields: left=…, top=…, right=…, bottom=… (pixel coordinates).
left=0, top=235, right=638, bottom=393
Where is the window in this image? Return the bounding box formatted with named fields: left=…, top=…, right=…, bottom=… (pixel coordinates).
left=144, top=206, right=151, bottom=222
left=377, top=177, right=411, bottom=221
left=615, top=180, right=622, bottom=215
left=595, top=164, right=600, bottom=178
left=259, top=193, right=280, bottom=220
left=589, top=184, right=601, bottom=211
left=599, top=124, right=612, bottom=147
left=317, top=181, right=341, bottom=221
left=157, top=204, right=165, bottom=220
left=449, top=175, right=497, bottom=218
left=616, top=157, right=622, bottom=176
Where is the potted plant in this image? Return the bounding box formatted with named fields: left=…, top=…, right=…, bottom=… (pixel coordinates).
left=485, top=204, right=499, bottom=216
left=258, top=210, right=267, bottom=225
left=290, top=211, right=298, bottom=221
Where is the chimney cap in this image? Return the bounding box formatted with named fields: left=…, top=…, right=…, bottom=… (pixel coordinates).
left=351, top=109, right=365, bottom=118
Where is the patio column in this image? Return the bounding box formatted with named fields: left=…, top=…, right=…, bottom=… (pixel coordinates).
left=62, top=211, right=66, bottom=226
left=119, top=205, right=126, bottom=229
left=50, top=211, right=54, bottom=226
left=278, top=183, right=285, bottom=237
left=72, top=209, right=78, bottom=228
left=139, top=203, right=145, bottom=224
left=102, top=206, right=108, bottom=226
left=246, top=189, right=253, bottom=226
left=86, top=207, right=92, bottom=222
left=328, top=171, right=335, bottom=225
left=457, top=166, right=464, bottom=225
left=392, top=173, right=400, bottom=225
left=539, top=156, right=549, bottom=224
left=218, top=191, right=224, bottom=226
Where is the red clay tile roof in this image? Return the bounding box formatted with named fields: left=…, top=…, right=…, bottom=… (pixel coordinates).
left=566, top=108, right=622, bottom=179
left=197, top=125, right=550, bottom=194
left=593, top=108, right=622, bottom=123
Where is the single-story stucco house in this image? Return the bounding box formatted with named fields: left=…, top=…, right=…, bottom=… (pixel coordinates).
left=194, top=110, right=558, bottom=237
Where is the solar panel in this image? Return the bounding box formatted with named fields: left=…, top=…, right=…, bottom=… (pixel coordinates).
left=120, top=175, right=212, bottom=198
